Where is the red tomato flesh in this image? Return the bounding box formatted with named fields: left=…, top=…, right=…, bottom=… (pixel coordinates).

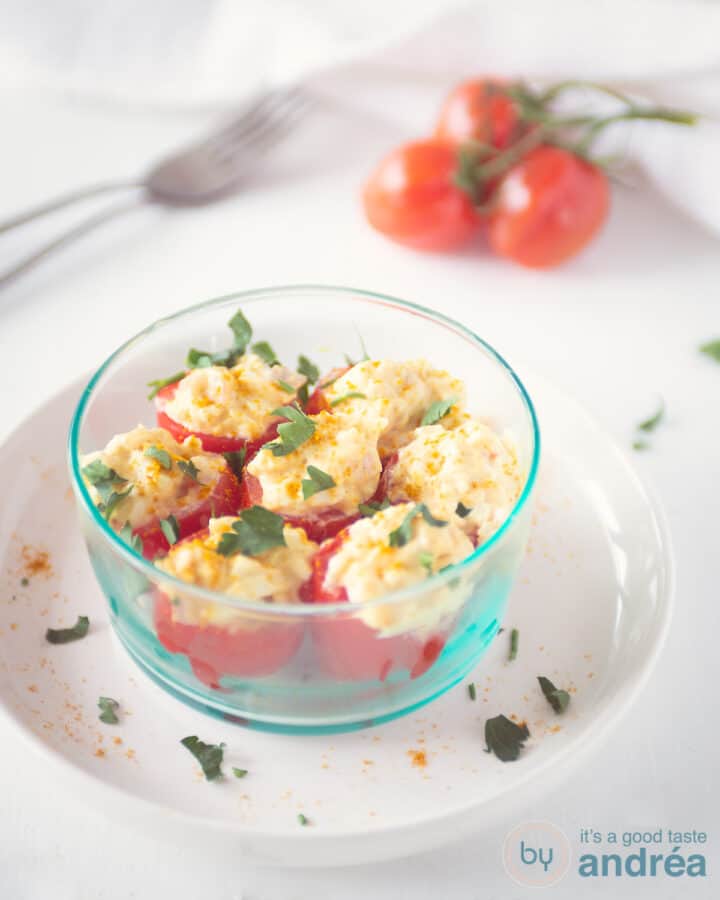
left=435, top=78, right=520, bottom=149
left=154, top=380, right=279, bottom=456
left=133, top=466, right=243, bottom=560
left=306, top=533, right=447, bottom=682
left=154, top=591, right=304, bottom=688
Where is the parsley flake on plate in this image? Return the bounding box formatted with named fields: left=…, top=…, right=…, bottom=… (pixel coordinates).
left=180, top=735, right=224, bottom=781
left=484, top=714, right=530, bottom=762
left=700, top=339, right=720, bottom=362
left=216, top=506, right=287, bottom=557
left=297, top=813, right=309, bottom=826
left=232, top=767, right=249, bottom=779
left=330, top=391, right=367, bottom=407
left=252, top=340, right=279, bottom=366
left=637, top=400, right=665, bottom=433
left=358, top=498, right=391, bottom=517
left=98, top=696, right=120, bottom=724
left=264, top=406, right=316, bottom=456
left=537, top=676, right=571, bottom=714
left=468, top=682, right=477, bottom=701
left=421, top=395, right=459, bottom=427
left=160, top=515, right=180, bottom=546
left=144, top=446, right=172, bottom=470
left=302, top=465, right=336, bottom=499
left=508, top=628, right=519, bottom=661
left=388, top=504, right=447, bottom=548
left=46, top=615, right=90, bottom=645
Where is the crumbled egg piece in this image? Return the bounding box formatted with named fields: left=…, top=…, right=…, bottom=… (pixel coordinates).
left=324, top=502, right=474, bottom=636
left=385, top=420, right=524, bottom=544
left=323, top=359, right=466, bottom=455
left=247, top=409, right=387, bottom=515
left=81, top=425, right=226, bottom=528
left=163, top=353, right=306, bottom=438
left=156, top=517, right=317, bottom=628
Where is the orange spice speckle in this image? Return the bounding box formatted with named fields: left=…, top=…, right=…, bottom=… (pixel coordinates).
left=549, top=725, right=562, bottom=734
left=27, top=684, right=38, bottom=693
left=113, top=737, right=123, bottom=746
left=587, top=672, right=595, bottom=679
left=94, top=748, right=105, bottom=758
left=20, top=545, right=53, bottom=579
left=407, top=749, right=427, bottom=768
left=10, top=623, right=18, bottom=631
left=125, top=749, right=135, bottom=760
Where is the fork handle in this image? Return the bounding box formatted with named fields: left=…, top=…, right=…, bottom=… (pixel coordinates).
left=0, top=180, right=143, bottom=235
left=0, top=196, right=147, bottom=289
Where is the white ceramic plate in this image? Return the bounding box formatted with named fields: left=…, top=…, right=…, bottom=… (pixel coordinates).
left=0, top=374, right=673, bottom=867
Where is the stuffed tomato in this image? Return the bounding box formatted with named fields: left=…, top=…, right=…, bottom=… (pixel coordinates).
left=154, top=353, right=307, bottom=456
left=80, top=425, right=243, bottom=560
left=154, top=515, right=316, bottom=687
left=305, top=502, right=474, bottom=681
left=240, top=407, right=387, bottom=543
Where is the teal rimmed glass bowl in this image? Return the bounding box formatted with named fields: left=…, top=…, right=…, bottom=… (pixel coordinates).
left=68, top=286, right=540, bottom=733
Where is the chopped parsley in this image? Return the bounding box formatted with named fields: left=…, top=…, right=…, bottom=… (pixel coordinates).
left=358, top=498, right=391, bottom=517
left=223, top=449, right=246, bottom=478
left=297, top=355, right=320, bottom=384
left=455, top=502, right=472, bottom=518
left=700, top=339, right=720, bottom=362
left=484, top=715, right=530, bottom=762
left=119, top=522, right=144, bottom=555
left=388, top=504, right=447, bottom=548
left=264, top=405, right=315, bottom=456
left=180, top=735, right=224, bottom=781
left=81, top=460, right=128, bottom=506
left=185, top=348, right=214, bottom=368
left=637, top=401, right=665, bottom=433
left=421, top=395, right=459, bottom=427
left=228, top=309, right=252, bottom=353
left=177, top=459, right=200, bottom=481
left=302, top=465, right=336, bottom=499
left=297, top=813, right=309, bottom=826
left=330, top=391, right=366, bottom=407
left=232, top=767, right=248, bottom=779
left=160, top=515, right=180, bottom=546
left=216, top=506, right=286, bottom=557
left=252, top=340, right=279, bottom=366
left=146, top=372, right=185, bottom=400
left=276, top=379, right=296, bottom=394
left=468, top=682, right=477, bottom=701
left=508, top=628, right=519, bottom=661
left=20, top=577, right=29, bottom=587
left=46, top=615, right=90, bottom=645
left=98, top=696, right=120, bottom=724
left=101, top=486, right=133, bottom=522
left=419, top=551, right=434, bottom=575
left=537, top=676, right=570, bottom=714
left=632, top=440, right=649, bottom=452
left=144, top=446, right=172, bottom=470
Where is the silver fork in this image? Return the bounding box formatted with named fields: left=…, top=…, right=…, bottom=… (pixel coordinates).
left=0, top=87, right=311, bottom=288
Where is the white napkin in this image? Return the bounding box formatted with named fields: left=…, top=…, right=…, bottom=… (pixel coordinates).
left=4, top=0, right=720, bottom=234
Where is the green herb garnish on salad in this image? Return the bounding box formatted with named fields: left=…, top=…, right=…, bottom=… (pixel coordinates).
left=216, top=506, right=287, bottom=557
left=330, top=391, right=367, bottom=407
left=388, top=503, right=447, bottom=548
left=160, top=515, right=180, bottom=546
left=252, top=340, right=279, bottom=367
left=264, top=406, right=316, bottom=456
left=421, top=395, right=459, bottom=427
left=177, top=459, right=200, bottom=481
left=302, top=465, right=336, bottom=499
left=144, top=446, right=172, bottom=470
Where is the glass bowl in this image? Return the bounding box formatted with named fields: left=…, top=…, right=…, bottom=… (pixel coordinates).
left=68, top=285, right=540, bottom=733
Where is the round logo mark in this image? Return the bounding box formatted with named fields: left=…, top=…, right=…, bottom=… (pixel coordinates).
left=503, top=821, right=572, bottom=887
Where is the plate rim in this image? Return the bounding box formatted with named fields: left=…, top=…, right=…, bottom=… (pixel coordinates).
left=0, top=372, right=675, bottom=856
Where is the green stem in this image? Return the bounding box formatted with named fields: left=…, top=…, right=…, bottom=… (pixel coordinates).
left=576, top=106, right=698, bottom=154
left=539, top=79, right=636, bottom=107
left=475, top=126, right=545, bottom=181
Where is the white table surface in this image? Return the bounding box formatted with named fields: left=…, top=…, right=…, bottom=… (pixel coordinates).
left=0, top=86, right=717, bottom=898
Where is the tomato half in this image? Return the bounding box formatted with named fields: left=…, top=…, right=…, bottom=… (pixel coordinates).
left=435, top=78, right=520, bottom=149
left=239, top=472, right=360, bottom=543
left=363, top=139, right=482, bottom=251
left=133, top=465, right=244, bottom=560
left=154, top=381, right=279, bottom=456
left=304, top=366, right=350, bottom=415
left=154, top=591, right=304, bottom=688
left=306, top=533, right=446, bottom=682
left=488, top=145, right=610, bottom=268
